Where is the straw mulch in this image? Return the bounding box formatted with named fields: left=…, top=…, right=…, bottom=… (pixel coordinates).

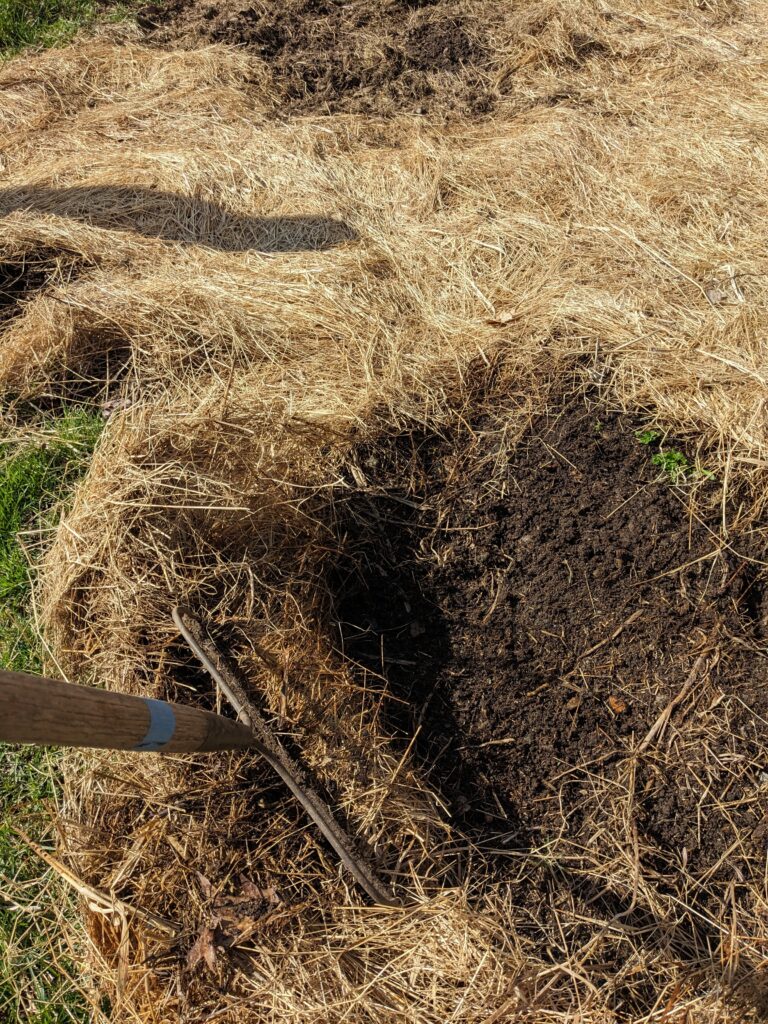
left=2, top=3, right=768, bottom=1020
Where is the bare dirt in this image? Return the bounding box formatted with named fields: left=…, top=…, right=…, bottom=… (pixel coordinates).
left=332, top=391, right=768, bottom=880
left=0, top=253, right=54, bottom=328
left=135, top=0, right=496, bottom=116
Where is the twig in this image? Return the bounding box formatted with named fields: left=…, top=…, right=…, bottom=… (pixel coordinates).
left=172, top=606, right=401, bottom=908
left=575, top=609, right=643, bottom=663
left=561, top=610, right=643, bottom=680
left=636, top=653, right=709, bottom=755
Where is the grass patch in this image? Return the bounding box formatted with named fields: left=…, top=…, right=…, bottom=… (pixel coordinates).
left=0, top=0, right=98, bottom=55
left=0, top=1, right=136, bottom=57
left=0, top=748, right=88, bottom=1024
left=0, top=409, right=103, bottom=1024
left=0, top=410, right=103, bottom=671
left=635, top=428, right=662, bottom=446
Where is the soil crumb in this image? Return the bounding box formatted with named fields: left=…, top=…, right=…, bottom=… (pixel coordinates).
left=136, top=0, right=496, bottom=116
left=333, top=394, right=768, bottom=880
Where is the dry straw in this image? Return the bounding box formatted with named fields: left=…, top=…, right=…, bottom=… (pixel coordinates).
left=2, top=1, right=768, bottom=1020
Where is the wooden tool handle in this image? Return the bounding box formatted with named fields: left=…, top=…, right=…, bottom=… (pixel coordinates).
left=0, top=669, right=255, bottom=753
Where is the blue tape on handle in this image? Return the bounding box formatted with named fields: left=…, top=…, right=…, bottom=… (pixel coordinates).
left=133, top=698, right=177, bottom=752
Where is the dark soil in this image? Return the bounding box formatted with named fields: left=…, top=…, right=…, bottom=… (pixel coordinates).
left=0, top=255, right=52, bottom=327
left=135, top=0, right=497, bottom=116
left=331, top=393, right=768, bottom=879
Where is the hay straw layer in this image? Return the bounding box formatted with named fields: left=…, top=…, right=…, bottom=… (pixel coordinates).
left=2, top=3, right=768, bottom=1020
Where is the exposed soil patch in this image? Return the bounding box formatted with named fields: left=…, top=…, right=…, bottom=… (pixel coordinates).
left=136, top=0, right=496, bottom=116
left=0, top=254, right=55, bottom=328
left=332, top=394, right=768, bottom=881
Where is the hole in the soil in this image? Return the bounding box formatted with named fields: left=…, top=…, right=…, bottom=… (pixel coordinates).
left=0, top=245, right=136, bottom=421
left=1, top=261, right=46, bottom=322
left=3, top=327, right=134, bottom=414
left=164, top=641, right=223, bottom=714
left=0, top=251, right=131, bottom=409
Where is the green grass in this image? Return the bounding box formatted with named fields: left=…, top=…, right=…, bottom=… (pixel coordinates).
left=0, top=410, right=103, bottom=671
left=0, top=749, right=90, bottom=1024
left=0, top=0, right=138, bottom=58
left=0, top=410, right=103, bottom=1024
left=0, top=0, right=97, bottom=55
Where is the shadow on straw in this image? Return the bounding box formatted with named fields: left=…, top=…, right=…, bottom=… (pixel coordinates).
left=0, top=185, right=358, bottom=253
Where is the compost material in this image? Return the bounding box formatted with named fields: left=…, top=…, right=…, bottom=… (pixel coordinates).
left=335, top=394, right=768, bottom=879
left=136, top=0, right=496, bottom=116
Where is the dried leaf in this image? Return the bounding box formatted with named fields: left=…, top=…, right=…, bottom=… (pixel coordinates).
left=238, top=878, right=281, bottom=905
left=486, top=310, right=519, bottom=327
left=101, top=396, right=133, bottom=420
left=196, top=872, right=214, bottom=900
left=187, top=925, right=217, bottom=971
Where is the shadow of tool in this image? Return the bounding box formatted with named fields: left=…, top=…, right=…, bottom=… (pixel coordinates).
left=0, top=185, right=357, bottom=253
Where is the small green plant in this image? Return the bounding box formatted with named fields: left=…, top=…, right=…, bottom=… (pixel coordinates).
left=636, top=427, right=715, bottom=483
left=636, top=428, right=661, bottom=445
left=651, top=448, right=691, bottom=482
